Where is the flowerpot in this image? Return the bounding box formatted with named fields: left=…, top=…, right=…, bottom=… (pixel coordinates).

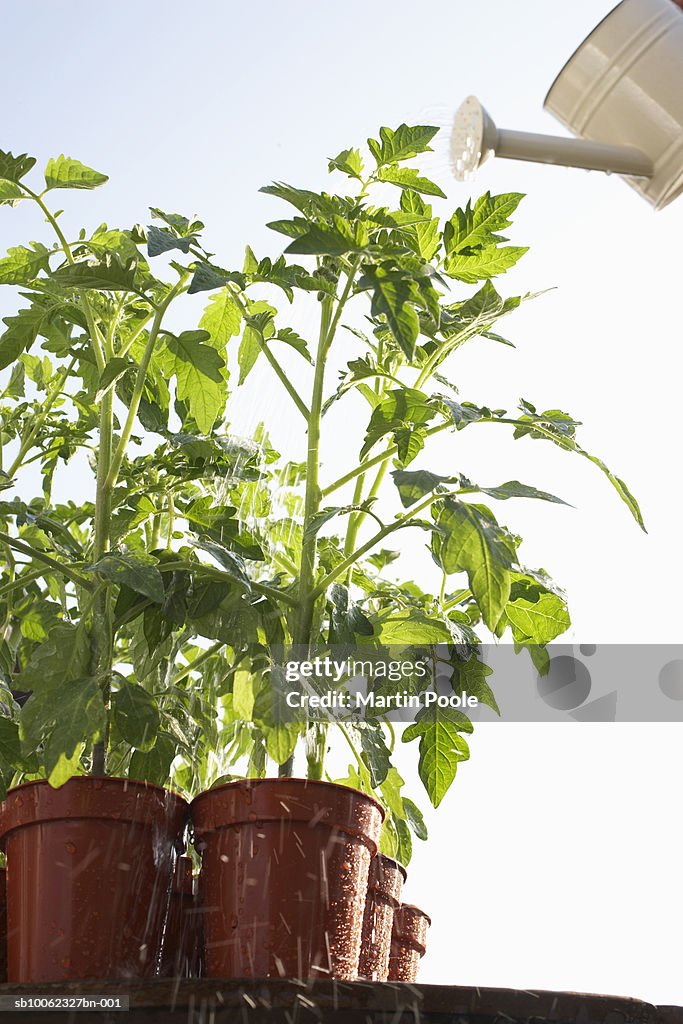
left=357, top=855, right=406, bottom=982
left=0, top=777, right=187, bottom=983
left=0, top=866, right=6, bottom=983
left=545, top=0, right=683, bottom=209
left=160, top=855, right=200, bottom=978
left=191, top=778, right=384, bottom=980
left=388, top=904, right=431, bottom=982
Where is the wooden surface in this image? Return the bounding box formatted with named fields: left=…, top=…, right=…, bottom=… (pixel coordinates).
left=0, top=978, right=678, bottom=1023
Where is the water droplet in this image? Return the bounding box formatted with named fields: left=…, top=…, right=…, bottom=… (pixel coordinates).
left=64, top=842, right=76, bottom=855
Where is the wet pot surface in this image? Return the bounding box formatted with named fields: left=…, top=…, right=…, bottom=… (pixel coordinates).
left=192, top=779, right=384, bottom=980
left=0, top=778, right=187, bottom=984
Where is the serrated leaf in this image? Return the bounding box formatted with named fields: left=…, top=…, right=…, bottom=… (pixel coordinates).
left=284, top=216, right=369, bottom=256
left=112, top=681, right=160, bottom=751
left=198, top=287, right=242, bottom=356
left=403, top=705, right=472, bottom=807
left=367, top=124, right=439, bottom=166
left=361, top=388, right=437, bottom=460
left=0, top=244, right=50, bottom=285
left=444, top=245, right=528, bottom=283
left=378, top=166, right=446, bottom=198
left=147, top=224, right=195, bottom=256
left=44, top=156, right=108, bottom=191
left=0, top=150, right=36, bottom=183
left=444, top=192, right=524, bottom=253
left=51, top=254, right=141, bottom=292
left=166, top=330, right=226, bottom=433
left=432, top=499, right=517, bottom=631
left=357, top=266, right=420, bottom=358
left=328, top=148, right=363, bottom=180
left=506, top=591, right=570, bottom=644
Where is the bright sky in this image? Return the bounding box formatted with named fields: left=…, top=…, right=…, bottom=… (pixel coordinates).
left=2, top=0, right=682, bottom=1006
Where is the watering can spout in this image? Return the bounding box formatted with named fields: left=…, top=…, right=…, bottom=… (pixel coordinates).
left=454, top=0, right=683, bottom=208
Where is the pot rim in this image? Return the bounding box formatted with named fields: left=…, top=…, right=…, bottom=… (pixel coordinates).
left=190, top=775, right=386, bottom=818
left=0, top=775, right=188, bottom=847
left=375, top=853, right=408, bottom=882
left=397, top=902, right=432, bottom=926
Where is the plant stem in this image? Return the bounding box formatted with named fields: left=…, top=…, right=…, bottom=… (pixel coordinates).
left=22, top=185, right=107, bottom=373
left=294, top=295, right=333, bottom=649
left=228, top=285, right=310, bottom=421
left=7, top=356, right=77, bottom=479
left=104, top=274, right=189, bottom=492
left=310, top=490, right=442, bottom=601
left=0, top=532, right=91, bottom=589
left=172, top=640, right=225, bottom=685
left=322, top=421, right=452, bottom=497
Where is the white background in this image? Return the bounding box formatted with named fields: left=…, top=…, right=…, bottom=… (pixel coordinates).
left=1, top=0, right=682, bottom=1005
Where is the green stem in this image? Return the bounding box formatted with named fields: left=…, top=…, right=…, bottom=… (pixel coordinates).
left=322, top=421, right=451, bottom=497
left=104, top=274, right=189, bottom=492
left=228, top=285, right=310, bottom=421
left=0, top=532, right=91, bottom=589
left=295, top=294, right=334, bottom=649
left=172, top=640, right=225, bottom=685
left=310, top=490, right=442, bottom=601
left=8, top=356, right=77, bottom=479
left=22, top=185, right=107, bottom=373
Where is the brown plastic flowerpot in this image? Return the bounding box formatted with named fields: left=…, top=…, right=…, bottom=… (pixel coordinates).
left=0, top=777, right=187, bottom=983
left=191, top=778, right=384, bottom=980
left=388, top=903, right=431, bottom=982
left=357, top=855, right=406, bottom=981
left=0, top=866, right=6, bottom=983
left=159, top=855, right=200, bottom=978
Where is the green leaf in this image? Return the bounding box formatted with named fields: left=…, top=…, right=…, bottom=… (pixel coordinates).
left=274, top=327, right=312, bottom=363
left=147, top=224, right=195, bottom=256
left=237, top=301, right=275, bottom=385
left=356, top=724, right=392, bottom=786
left=506, top=591, right=570, bottom=644
left=361, top=388, right=436, bottom=460
left=284, top=216, right=369, bottom=256
left=44, top=156, right=108, bottom=191
left=112, top=681, right=160, bottom=751
left=452, top=655, right=499, bottom=715
left=0, top=179, right=25, bottom=205
left=198, top=287, right=242, bottom=355
left=0, top=716, right=21, bottom=768
left=367, top=125, right=439, bottom=166
left=392, top=469, right=450, bottom=508
left=92, top=552, right=165, bottom=604
left=403, top=705, right=472, bottom=808
left=461, top=479, right=570, bottom=506
left=166, top=330, right=226, bottom=433
left=129, top=732, right=175, bottom=785
left=357, top=266, right=420, bottom=359
left=21, top=677, right=104, bottom=787
left=376, top=610, right=452, bottom=644
left=0, top=150, right=36, bottom=183
left=400, top=191, right=441, bottom=260
left=18, top=624, right=90, bottom=692
left=51, top=254, right=141, bottom=292
left=263, top=723, right=300, bottom=765
left=432, top=499, right=517, bottom=631
left=444, top=245, right=528, bottom=283
left=0, top=244, right=50, bottom=285
left=512, top=402, right=645, bottom=530
left=328, top=148, right=363, bottom=180
left=96, top=357, right=135, bottom=401
left=403, top=797, right=428, bottom=840
left=378, top=166, right=446, bottom=198
left=444, top=192, right=524, bottom=253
